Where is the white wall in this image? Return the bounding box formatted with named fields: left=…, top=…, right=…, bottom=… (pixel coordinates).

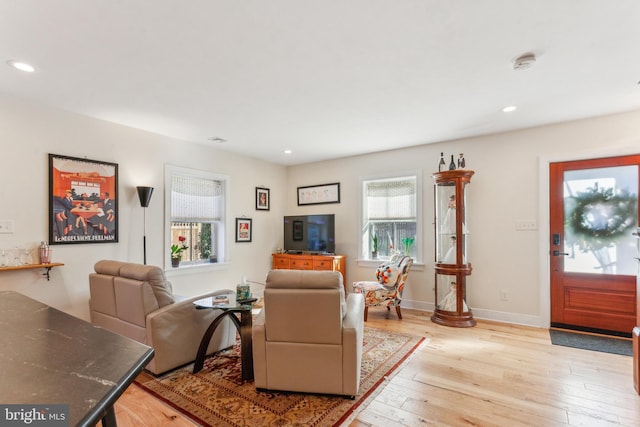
left=0, top=93, right=286, bottom=320
left=2, top=91, right=638, bottom=327
left=286, top=109, right=640, bottom=327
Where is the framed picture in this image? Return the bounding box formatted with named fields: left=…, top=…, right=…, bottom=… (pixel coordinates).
left=297, top=182, right=340, bottom=206
left=256, top=187, right=270, bottom=211
left=48, top=154, right=118, bottom=245
left=235, top=218, right=252, bottom=242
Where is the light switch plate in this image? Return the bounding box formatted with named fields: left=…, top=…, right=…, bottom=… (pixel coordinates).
left=515, top=220, right=537, bottom=231
left=0, top=220, right=15, bottom=233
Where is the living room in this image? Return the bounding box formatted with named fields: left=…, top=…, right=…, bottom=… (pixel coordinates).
left=2, top=91, right=639, bottom=326
left=2, top=2, right=639, bottom=328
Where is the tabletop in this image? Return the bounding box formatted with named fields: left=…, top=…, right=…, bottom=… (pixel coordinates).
left=0, top=291, right=154, bottom=426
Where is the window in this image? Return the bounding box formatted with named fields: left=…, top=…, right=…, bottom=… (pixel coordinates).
left=361, top=173, right=421, bottom=261
left=165, top=165, right=228, bottom=268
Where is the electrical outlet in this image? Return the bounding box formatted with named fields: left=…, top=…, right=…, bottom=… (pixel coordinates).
left=0, top=220, right=14, bottom=234
left=500, top=290, right=509, bottom=301
left=515, top=220, right=537, bottom=231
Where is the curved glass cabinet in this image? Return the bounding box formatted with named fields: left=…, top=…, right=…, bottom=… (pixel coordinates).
left=432, top=169, right=475, bottom=327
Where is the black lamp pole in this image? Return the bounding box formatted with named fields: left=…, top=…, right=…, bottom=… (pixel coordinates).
left=136, top=186, right=154, bottom=265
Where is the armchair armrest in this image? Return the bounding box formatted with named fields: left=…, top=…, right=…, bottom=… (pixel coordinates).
left=145, top=289, right=236, bottom=374
left=147, top=288, right=234, bottom=328
left=342, top=293, right=364, bottom=396
left=171, top=288, right=236, bottom=307
left=252, top=309, right=267, bottom=388
left=343, top=293, right=364, bottom=331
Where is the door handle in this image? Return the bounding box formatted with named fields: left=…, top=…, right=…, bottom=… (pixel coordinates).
left=552, top=250, right=569, bottom=256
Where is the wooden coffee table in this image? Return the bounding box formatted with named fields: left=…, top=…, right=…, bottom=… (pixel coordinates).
left=192, top=297, right=256, bottom=381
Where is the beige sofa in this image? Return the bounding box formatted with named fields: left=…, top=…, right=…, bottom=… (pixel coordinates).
left=252, top=269, right=364, bottom=397
left=89, top=260, right=236, bottom=375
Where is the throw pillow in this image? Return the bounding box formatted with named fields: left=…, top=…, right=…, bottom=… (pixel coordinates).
left=376, top=263, right=400, bottom=287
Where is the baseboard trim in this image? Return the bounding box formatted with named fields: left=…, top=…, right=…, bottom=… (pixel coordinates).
left=403, top=300, right=543, bottom=328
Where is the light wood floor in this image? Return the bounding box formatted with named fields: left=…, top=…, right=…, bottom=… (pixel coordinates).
left=109, top=309, right=639, bottom=426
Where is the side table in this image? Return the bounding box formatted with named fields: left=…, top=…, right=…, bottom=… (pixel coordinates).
left=193, top=298, right=255, bottom=381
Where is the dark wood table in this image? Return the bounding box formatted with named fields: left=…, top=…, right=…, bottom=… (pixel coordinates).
left=0, top=291, right=154, bottom=427
left=193, top=297, right=254, bottom=381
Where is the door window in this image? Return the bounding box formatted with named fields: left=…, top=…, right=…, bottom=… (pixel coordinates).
left=563, top=166, right=638, bottom=275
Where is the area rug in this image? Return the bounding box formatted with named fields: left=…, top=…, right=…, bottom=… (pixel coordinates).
left=135, top=327, right=425, bottom=427
left=549, top=329, right=632, bottom=356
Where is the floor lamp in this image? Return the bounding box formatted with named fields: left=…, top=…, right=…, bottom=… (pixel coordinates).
left=136, top=186, right=154, bottom=265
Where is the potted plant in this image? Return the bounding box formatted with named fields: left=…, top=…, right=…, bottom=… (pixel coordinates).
left=371, top=232, right=379, bottom=259
left=402, top=237, right=415, bottom=257
left=171, top=236, right=188, bottom=267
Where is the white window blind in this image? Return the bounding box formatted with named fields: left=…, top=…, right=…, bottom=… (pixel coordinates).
left=171, top=175, right=223, bottom=222
left=366, top=177, right=416, bottom=220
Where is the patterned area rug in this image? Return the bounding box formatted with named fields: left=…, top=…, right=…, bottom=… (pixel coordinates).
left=135, top=327, right=425, bottom=426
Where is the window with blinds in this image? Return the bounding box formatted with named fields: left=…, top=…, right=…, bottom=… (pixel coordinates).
left=166, top=166, right=228, bottom=268
left=362, top=175, right=418, bottom=260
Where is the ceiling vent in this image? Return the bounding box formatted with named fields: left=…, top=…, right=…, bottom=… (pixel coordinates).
left=513, top=53, right=536, bottom=70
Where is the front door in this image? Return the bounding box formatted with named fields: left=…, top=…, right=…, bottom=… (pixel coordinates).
left=550, top=155, right=639, bottom=335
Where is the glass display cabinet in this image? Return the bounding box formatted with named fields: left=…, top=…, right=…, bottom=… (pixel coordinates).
left=432, top=169, right=475, bottom=327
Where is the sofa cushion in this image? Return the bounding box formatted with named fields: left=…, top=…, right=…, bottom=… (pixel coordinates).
left=94, top=259, right=125, bottom=276
left=119, top=263, right=175, bottom=307
left=266, top=270, right=346, bottom=318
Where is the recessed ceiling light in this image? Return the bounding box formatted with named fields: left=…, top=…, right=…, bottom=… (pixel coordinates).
left=7, top=60, right=35, bottom=73
left=208, top=136, right=226, bottom=143
left=284, top=149, right=292, bottom=155
left=502, top=105, right=517, bottom=113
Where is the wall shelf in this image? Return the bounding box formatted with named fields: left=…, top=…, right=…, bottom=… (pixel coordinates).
left=0, top=263, right=64, bottom=280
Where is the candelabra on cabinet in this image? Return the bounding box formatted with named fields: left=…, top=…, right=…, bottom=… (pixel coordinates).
left=431, top=169, right=475, bottom=327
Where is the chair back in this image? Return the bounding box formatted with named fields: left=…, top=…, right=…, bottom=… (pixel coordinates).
left=90, top=260, right=175, bottom=328
left=264, top=269, right=345, bottom=345
left=395, top=256, right=413, bottom=297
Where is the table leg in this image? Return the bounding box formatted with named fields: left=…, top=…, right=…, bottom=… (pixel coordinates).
left=222, top=311, right=254, bottom=381
left=193, top=311, right=230, bottom=374
left=193, top=308, right=254, bottom=381
left=101, top=407, right=117, bottom=427
left=239, top=310, right=253, bottom=381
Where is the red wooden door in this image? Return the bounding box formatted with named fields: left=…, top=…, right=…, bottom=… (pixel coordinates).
left=550, top=155, right=639, bottom=335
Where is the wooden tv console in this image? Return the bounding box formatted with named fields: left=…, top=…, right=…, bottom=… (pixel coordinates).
left=272, top=253, right=346, bottom=287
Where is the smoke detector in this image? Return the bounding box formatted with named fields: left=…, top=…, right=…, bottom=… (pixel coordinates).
left=513, top=53, right=536, bottom=70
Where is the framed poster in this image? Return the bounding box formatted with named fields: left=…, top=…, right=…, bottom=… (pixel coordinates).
left=235, top=218, right=252, bottom=242
left=297, top=182, right=340, bottom=206
left=49, top=154, right=118, bottom=244
left=256, top=187, right=270, bottom=211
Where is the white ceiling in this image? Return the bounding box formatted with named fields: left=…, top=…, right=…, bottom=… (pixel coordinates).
left=2, top=1, right=639, bottom=165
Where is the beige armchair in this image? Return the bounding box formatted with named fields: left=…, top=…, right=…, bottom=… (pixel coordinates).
left=89, top=260, right=236, bottom=375
left=252, top=269, right=364, bottom=397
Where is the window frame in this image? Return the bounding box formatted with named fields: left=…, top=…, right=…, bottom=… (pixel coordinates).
left=359, top=170, right=423, bottom=264
left=164, top=164, right=230, bottom=271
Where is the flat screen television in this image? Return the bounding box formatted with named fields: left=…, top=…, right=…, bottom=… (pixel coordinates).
left=283, top=214, right=335, bottom=254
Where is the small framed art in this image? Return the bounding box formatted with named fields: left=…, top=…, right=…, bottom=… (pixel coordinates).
left=235, top=218, right=252, bottom=242
left=256, top=187, right=270, bottom=211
